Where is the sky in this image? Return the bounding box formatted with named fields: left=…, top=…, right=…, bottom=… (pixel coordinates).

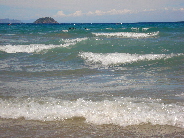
left=0, top=0, right=184, bottom=23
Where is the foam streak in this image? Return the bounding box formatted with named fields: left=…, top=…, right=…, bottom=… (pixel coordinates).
left=92, top=31, right=159, bottom=38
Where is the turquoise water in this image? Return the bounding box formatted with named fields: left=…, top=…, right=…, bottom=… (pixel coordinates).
left=0, top=22, right=184, bottom=137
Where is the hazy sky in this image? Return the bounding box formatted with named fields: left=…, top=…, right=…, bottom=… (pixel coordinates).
left=1, top=0, right=184, bottom=23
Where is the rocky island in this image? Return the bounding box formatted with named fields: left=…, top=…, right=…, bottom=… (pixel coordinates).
left=34, top=17, right=58, bottom=24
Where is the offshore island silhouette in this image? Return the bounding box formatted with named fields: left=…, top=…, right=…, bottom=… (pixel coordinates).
left=34, top=17, right=58, bottom=24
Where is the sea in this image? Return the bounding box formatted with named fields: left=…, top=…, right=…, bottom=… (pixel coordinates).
left=0, top=22, right=184, bottom=137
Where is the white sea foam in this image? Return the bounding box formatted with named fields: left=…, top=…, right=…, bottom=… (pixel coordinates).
left=176, top=93, right=184, bottom=97
left=92, top=31, right=159, bottom=38
left=142, top=28, right=150, bottom=31
left=131, top=27, right=139, bottom=31
left=62, top=37, right=88, bottom=43
left=0, top=44, right=61, bottom=53
left=0, top=97, right=183, bottom=127
left=62, top=30, right=69, bottom=32
left=80, top=52, right=183, bottom=66
left=0, top=38, right=88, bottom=53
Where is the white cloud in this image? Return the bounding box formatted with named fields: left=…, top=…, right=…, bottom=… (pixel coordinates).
left=94, top=10, right=105, bottom=16
left=56, top=11, right=66, bottom=17
left=172, top=8, right=184, bottom=11
left=92, top=9, right=133, bottom=16
left=107, top=9, right=132, bottom=15
left=86, top=11, right=94, bottom=15
left=143, top=9, right=156, bottom=12
left=72, top=11, right=83, bottom=16
left=55, top=9, right=133, bottom=17
left=55, top=10, right=83, bottom=17
left=160, top=7, right=184, bottom=12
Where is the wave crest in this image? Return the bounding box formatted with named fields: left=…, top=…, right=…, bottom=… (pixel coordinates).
left=79, top=52, right=183, bottom=66
left=92, top=31, right=159, bottom=38
left=0, top=38, right=88, bottom=53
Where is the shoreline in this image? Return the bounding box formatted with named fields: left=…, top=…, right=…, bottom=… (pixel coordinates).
left=1, top=118, right=184, bottom=137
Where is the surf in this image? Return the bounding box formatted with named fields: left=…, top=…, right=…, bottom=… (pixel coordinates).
left=92, top=31, right=159, bottom=38
left=0, top=97, right=183, bottom=128
left=0, top=37, right=88, bottom=53
left=79, top=52, right=183, bottom=66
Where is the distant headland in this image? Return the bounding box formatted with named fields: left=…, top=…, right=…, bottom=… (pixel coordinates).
left=0, top=18, right=22, bottom=23
left=33, top=17, right=58, bottom=24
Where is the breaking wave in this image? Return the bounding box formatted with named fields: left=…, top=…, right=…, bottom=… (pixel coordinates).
left=79, top=52, right=183, bottom=66
left=92, top=31, right=159, bottom=38
left=0, top=38, right=88, bottom=53
left=0, top=97, right=183, bottom=128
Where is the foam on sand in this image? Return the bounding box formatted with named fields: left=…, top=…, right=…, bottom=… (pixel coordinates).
left=0, top=97, right=183, bottom=127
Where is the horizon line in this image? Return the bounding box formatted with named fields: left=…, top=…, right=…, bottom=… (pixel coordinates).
left=0, top=21, right=184, bottom=24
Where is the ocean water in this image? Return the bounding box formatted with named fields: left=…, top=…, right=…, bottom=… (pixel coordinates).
left=0, top=22, right=184, bottom=137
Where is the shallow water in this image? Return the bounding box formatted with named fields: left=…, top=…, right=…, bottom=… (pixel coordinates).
left=0, top=22, right=184, bottom=137
left=1, top=118, right=184, bottom=138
